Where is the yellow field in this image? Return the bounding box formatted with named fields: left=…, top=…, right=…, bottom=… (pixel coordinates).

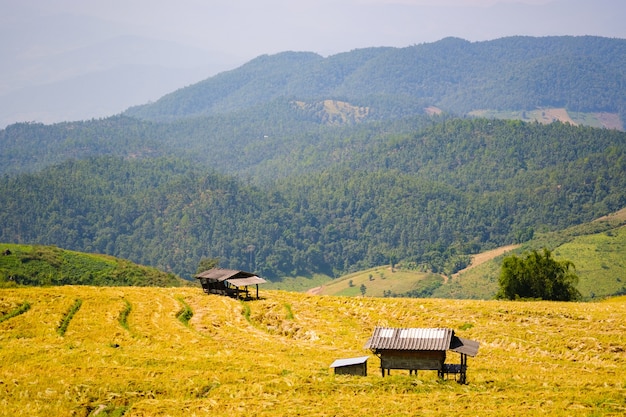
left=1, top=287, right=625, bottom=416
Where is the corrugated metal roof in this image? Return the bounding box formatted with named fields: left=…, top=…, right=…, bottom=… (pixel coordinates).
left=329, top=356, right=369, bottom=368
left=195, top=268, right=255, bottom=282
left=449, top=336, right=480, bottom=357
left=364, top=327, right=454, bottom=351
left=226, top=276, right=267, bottom=287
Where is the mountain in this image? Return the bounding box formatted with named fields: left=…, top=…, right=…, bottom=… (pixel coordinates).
left=2, top=118, right=625, bottom=283
left=1, top=36, right=625, bottom=291
left=125, top=36, right=626, bottom=127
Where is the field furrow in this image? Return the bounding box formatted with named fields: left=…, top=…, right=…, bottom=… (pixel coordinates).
left=0, top=287, right=624, bottom=416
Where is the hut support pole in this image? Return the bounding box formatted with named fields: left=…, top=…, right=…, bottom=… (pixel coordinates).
left=459, top=354, right=467, bottom=384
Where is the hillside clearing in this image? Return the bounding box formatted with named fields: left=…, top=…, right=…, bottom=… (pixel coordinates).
left=468, top=108, right=624, bottom=130
left=1, top=286, right=624, bottom=416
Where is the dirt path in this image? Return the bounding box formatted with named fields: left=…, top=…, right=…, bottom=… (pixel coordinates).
left=306, top=286, right=324, bottom=295
left=451, top=244, right=520, bottom=279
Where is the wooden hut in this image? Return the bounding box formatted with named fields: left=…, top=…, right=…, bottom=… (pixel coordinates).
left=195, top=268, right=266, bottom=299
left=329, top=356, right=369, bottom=376
left=364, top=327, right=479, bottom=383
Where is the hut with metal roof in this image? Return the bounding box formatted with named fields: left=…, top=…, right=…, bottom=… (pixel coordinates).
left=329, top=356, right=369, bottom=376
left=364, top=327, right=479, bottom=383
left=195, top=268, right=266, bottom=299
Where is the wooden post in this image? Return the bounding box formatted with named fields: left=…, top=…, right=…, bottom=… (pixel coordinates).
left=459, top=354, right=467, bottom=384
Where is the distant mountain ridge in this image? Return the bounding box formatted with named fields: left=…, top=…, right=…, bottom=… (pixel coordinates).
left=125, top=36, right=626, bottom=127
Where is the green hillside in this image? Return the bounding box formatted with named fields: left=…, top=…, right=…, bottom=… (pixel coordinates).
left=1, top=286, right=624, bottom=415
left=0, top=243, right=186, bottom=287
left=1, top=118, right=625, bottom=283
left=310, top=209, right=626, bottom=300
left=435, top=209, right=626, bottom=300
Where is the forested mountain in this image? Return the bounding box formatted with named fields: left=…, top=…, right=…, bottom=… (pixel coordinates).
left=3, top=36, right=625, bottom=178
left=2, top=119, right=624, bottom=281
left=125, top=36, right=626, bottom=124
left=1, top=36, right=625, bottom=288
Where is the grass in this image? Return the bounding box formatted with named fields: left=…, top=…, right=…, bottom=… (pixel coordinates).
left=264, top=273, right=333, bottom=292
left=1, top=286, right=624, bottom=416
left=175, top=296, right=194, bottom=326
left=313, top=266, right=441, bottom=298
left=118, top=299, right=132, bottom=331
left=0, top=301, right=30, bottom=323
left=57, top=298, right=82, bottom=336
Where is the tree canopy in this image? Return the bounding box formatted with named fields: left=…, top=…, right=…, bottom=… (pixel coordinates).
left=497, top=248, right=581, bottom=301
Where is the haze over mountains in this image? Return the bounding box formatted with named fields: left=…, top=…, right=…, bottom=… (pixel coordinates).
left=124, top=36, right=626, bottom=128
left=2, top=0, right=625, bottom=128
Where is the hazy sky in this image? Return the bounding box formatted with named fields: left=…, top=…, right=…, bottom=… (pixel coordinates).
left=5, top=0, right=626, bottom=61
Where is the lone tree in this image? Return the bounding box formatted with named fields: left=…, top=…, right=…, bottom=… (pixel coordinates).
left=496, top=248, right=581, bottom=301
left=196, top=257, right=220, bottom=274
left=360, top=283, right=367, bottom=296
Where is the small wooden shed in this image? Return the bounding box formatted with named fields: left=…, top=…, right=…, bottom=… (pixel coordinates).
left=329, top=356, right=369, bottom=376
left=195, top=268, right=266, bottom=299
left=364, top=327, right=479, bottom=383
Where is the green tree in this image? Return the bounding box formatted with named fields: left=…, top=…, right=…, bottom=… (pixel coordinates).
left=196, top=257, right=220, bottom=274
left=360, top=283, right=367, bottom=296
left=497, top=248, right=581, bottom=301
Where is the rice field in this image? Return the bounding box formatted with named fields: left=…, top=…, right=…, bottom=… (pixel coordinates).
left=1, top=286, right=624, bottom=416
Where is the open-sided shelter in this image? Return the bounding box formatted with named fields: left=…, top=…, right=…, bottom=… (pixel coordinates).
left=364, top=327, right=479, bottom=383
left=195, top=268, right=266, bottom=299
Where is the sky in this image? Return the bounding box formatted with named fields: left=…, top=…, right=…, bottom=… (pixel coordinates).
left=1, top=0, right=625, bottom=125
left=6, top=0, right=626, bottom=61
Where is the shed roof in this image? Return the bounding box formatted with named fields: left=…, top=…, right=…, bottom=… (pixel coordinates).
left=195, top=268, right=255, bottom=281
left=226, top=276, right=267, bottom=287
left=329, top=356, right=370, bottom=368
left=364, top=327, right=479, bottom=357
left=364, top=327, right=454, bottom=351
left=449, top=336, right=480, bottom=357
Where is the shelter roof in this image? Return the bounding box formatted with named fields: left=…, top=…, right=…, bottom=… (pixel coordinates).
left=364, top=327, right=479, bottom=356
left=195, top=268, right=255, bottom=282
left=449, top=336, right=480, bottom=357
left=329, top=356, right=370, bottom=368
left=226, top=276, right=267, bottom=287
left=364, top=327, right=453, bottom=351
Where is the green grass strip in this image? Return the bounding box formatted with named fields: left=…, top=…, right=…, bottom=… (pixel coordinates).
left=0, top=301, right=31, bottom=323
left=241, top=301, right=251, bottom=323
left=118, top=299, right=132, bottom=331
left=57, top=299, right=82, bottom=336
left=175, top=297, right=193, bottom=326
left=284, top=303, right=294, bottom=320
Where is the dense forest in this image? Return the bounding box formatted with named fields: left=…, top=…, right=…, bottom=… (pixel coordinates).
left=2, top=118, right=624, bottom=280
left=1, top=36, right=625, bottom=283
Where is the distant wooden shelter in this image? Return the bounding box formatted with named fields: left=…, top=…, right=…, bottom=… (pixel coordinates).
left=364, top=327, right=479, bottom=384
left=329, top=356, right=369, bottom=376
left=195, top=268, right=266, bottom=300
